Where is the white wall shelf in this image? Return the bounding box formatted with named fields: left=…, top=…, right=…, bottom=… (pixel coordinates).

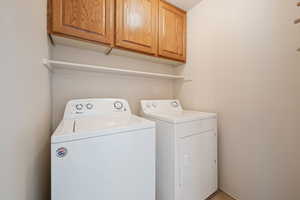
left=43, top=59, right=188, bottom=80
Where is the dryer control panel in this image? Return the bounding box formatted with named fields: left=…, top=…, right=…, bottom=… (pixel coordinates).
left=64, top=99, right=131, bottom=119
left=141, top=100, right=183, bottom=114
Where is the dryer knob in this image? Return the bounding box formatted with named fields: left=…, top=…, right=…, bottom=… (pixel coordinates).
left=171, top=101, right=179, bottom=108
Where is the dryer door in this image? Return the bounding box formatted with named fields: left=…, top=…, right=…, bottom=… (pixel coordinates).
left=179, top=130, right=218, bottom=200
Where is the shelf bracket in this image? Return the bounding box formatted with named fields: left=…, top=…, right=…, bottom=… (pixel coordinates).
left=48, top=34, right=55, bottom=46
left=294, top=19, right=300, bottom=24
left=43, top=59, right=53, bottom=71
left=105, top=47, right=113, bottom=55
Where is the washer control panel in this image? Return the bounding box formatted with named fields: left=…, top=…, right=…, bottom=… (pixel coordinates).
left=64, top=99, right=131, bottom=119
left=141, top=100, right=182, bottom=113
left=72, top=102, right=95, bottom=114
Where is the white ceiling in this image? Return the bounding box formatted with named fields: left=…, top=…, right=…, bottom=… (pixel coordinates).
left=165, top=0, right=203, bottom=10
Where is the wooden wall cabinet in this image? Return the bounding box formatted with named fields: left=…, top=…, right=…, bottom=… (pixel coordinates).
left=158, top=1, right=186, bottom=62
left=48, top=0, right=186, bottom=64
left=49, top=0, right=114, bottom=45
left=115, top=0, right=158, bottom=55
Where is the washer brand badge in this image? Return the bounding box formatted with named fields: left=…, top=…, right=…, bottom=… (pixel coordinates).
left=56, top=147, right=68, bottom=158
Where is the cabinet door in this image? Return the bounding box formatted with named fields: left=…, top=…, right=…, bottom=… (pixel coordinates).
left=116, top=0, right=158, bottom=55
left=158, top=1, right=186, bottom=62
left=51, top=0, right=114, bottom=45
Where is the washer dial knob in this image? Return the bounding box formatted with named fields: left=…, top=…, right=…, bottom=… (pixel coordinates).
left=75, top=104, right=84, bottom=111
left=86, top=103, right=93, bottom=110
left=114, top=101, right=124, bottom=110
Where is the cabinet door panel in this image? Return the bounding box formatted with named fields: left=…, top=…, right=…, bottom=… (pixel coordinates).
left=159, top=1, right=186, bottom=62
left=52, top=0, right=114, bottom=45
left=116, top=0, right=158, bottom=55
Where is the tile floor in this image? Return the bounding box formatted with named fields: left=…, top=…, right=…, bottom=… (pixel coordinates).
left=209, top=191, right=235, bottom=200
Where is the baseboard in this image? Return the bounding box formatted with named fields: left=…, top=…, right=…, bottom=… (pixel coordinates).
left=206, top=190, right=220, bottom=199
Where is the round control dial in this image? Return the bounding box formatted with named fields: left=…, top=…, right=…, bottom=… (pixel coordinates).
left=114, top=101, right=124, bottom=110
left=75, top=104, right=84, bottom=111
left=171, top=101, right=179, bottom=108
left=152, top=103, right=157, bottom=108
left=86, top=103, right=93, bottom=110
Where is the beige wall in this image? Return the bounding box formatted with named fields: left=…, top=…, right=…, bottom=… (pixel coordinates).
left=0, top=1, right=51, bottom=200
left=51, top=45, right=175, bottom=129
left=175, top=0, right=300, bottom=199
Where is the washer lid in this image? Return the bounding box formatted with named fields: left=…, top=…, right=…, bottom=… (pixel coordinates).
left=51, top=115, right=155, bottom=144
left=143, top=110, right=216, bottom=124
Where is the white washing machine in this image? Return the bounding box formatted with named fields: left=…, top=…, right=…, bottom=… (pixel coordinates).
left=140, top=100, right=218, bottom=200
left=51, top=99, right=155, bottom=200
